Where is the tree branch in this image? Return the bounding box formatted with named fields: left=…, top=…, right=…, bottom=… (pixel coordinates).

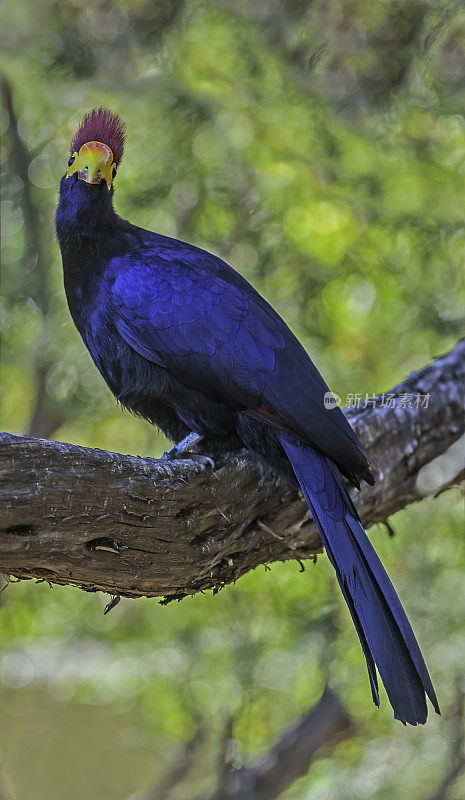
left=1, top=340, right=464, bottom=599
left=212, top=688, right=351, bottom=800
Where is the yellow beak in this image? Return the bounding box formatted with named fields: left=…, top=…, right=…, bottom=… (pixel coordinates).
left=66, top=141, right=115, bottom=189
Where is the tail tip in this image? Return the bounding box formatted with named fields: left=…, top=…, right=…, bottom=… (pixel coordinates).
left=364, top=465, right=376, bottom=486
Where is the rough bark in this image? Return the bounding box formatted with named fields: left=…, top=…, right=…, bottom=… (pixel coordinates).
left=0, top=340, right=464, bottom=600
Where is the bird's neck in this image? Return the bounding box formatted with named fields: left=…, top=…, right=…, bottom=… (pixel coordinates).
left=55, top=176, right=121, bottom=329
left=55, top=175, right=118, bottom=241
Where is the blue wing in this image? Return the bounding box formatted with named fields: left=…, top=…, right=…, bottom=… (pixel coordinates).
left=109, top=234, right=370, bottom=480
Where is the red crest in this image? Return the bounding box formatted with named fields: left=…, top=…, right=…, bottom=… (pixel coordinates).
left=70, top=108, right=126, bottom=164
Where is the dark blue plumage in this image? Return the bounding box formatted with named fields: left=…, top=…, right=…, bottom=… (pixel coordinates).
left=56, top=114, right=439, bottom=724
left=280, top=437, right=439, bottom=724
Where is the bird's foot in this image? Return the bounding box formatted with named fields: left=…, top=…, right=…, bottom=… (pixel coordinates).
left=161, top=433, right=215, bottom=470
left=162, top=432, right=204, bottom=459
left=190, top=454, right=216, bottom=470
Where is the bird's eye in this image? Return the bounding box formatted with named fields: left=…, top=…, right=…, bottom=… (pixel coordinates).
left=68, top=155, right=75, bottom=166
left=112, top=165, right=117, bottom=179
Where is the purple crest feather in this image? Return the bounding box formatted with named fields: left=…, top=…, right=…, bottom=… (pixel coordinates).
left=70, top=108, right=126, bottom=164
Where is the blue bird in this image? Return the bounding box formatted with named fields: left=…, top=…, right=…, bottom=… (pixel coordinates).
left=56, top=109, right=439, bottom=725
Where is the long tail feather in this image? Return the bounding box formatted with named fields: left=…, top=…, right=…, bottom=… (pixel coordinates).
left=280, top=435, right=439, bottom=725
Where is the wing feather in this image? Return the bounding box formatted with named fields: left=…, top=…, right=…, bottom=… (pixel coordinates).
left=109, top=236, right=371, bottom=479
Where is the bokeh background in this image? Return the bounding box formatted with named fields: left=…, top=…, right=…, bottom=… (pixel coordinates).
left=1, top=1, right=464, bottom=799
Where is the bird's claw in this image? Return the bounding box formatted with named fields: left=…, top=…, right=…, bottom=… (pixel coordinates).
left=161, top=450, right=215, bottom=470
left=191, top=453, right=215, bottom=470
left=161, top=433, right=214, bottom=470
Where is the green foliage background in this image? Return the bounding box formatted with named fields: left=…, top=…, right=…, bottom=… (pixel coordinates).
left=1, top=2, right=464, bottom=799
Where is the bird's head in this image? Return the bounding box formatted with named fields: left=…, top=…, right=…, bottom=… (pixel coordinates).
left=65, top=108, right=126, bottom=190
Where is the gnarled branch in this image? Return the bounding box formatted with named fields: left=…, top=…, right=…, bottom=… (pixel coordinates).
left=0, top=340, right=464, bottom=599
